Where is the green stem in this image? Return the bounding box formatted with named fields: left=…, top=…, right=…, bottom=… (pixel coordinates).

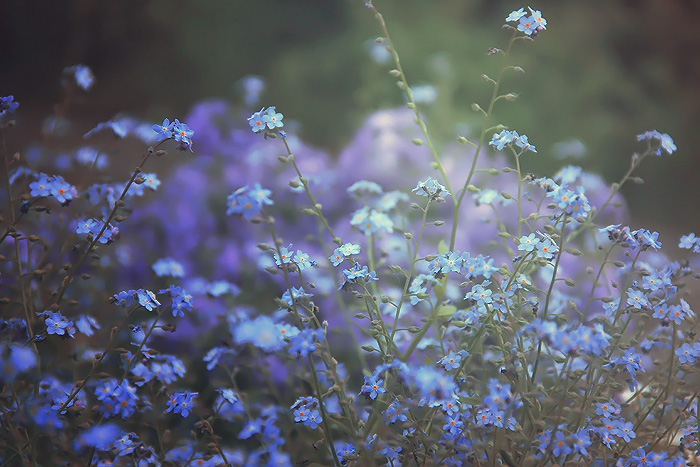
left=449, top=32, right=517, bottom=252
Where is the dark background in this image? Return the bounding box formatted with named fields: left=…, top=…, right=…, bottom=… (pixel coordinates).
left=2, top=0, right=699, bottom=244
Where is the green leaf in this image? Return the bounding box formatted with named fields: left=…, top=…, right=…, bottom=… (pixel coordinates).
left=437, top=305, right=457, bottom=319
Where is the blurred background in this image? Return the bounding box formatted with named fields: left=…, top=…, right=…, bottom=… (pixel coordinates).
left=2, top=0, right=699, bottom=244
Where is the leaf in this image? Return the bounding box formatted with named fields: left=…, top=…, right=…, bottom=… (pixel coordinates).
left=437, top=305, right=457, bottom=319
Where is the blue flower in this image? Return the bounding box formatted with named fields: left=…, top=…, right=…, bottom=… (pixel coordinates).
left=338, top=262, right=378, bottom=290
left=0, top=95, right=19, bottom=116
left=336, top=443, right=357, bottom=463
left=350, top=206, right=394, bottom=234
left=288, top=328, right=323, bottom=357
left=238, top=418, right=263, bottom=439
left=551, top=431, right=572, bottom=457
left=514, top=132, right=537, bottom=153
left=438, top=252, right=463, bottom=274
left=438, top=350, right=468, bottom=371
left=304, top=409, right=322, bottom=429
left=248, top=182, right=274, bottom=207
left=360, top=375, right=386, bottom=400
left=248, top=108, right=267, bottom=133
left=226, top=184, right=273, bottom=219
left=152, top=257, right=185, bottom=277
left=280, top=286, right=313, bottom=307
left=65, top=64, right=95, bottom=90
left=141, top=172, right=161, bottom=190
left=518, top=233, right=539, bottom=252
left=264, top=106, right=284, bottom=129
left=518, top=15, right=537, bottom=35
left=385, top=399, right=408, bottom=424
left=329, top=243, right=360, bottom=266
left=412, top=177, right=449, bottom=198
left=676, top=343, right=700, bottom=364
left=489, top=130, right=515, bottom=150
left=45, top=312, right=74, bottom=338
left=637, top=130, right=676, bottom=155
left=172, top=119, right=194, bottom=151
left=234, top=315, right=284, bottom=352
left=570, top=430, right=591, bottom=457
left=152, top=118, right=174, bottom=142
left=29, top=173, right=52, bottom=197
left=166, top=391, right=197, bottom=418
left=0, top=344, right=36, bottom=381
left=78, top=423, right=121, bottom=451
left=274, top=244, right=294, bottom=266
left=75, top=315, right=100, bottom=336
left=292, top=249, right=315, bottom=271
left=442, top=414, right=464, bottom=439
left=506, top=8, right=526, bottom=22
left=136, top=289, right=161, bottom=311
left=529, top=7, right=547, bottom=30
left=679, top=233, right=698, bottom=249
left=536, top=237, right=557, bottom=259
left=50, top=178, right=76, bottom=204
left=626, top=288, right=649, bottom=309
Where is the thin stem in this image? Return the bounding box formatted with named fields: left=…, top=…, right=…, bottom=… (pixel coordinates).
left=54, top=140, right=167, bottom=306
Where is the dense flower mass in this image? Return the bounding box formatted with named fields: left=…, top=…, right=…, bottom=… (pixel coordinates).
left=1, top=5, right=697, bottom=467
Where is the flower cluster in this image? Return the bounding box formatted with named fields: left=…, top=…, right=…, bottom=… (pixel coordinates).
left=489, top=129, right=537, bottom=153
left=248, top=106, right=285, bottom=134
left=29, top=173, right=78, bottom=205
left=226, top=183, right=273, bottom=219
left=2, top=6, right=698, bottom=467
left=151, top=118, right=194, bottom=151
left=505, top=6, right=547, bottom=36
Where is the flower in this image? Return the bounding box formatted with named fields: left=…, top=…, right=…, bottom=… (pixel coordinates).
left=676, top=342, right=700, bottom=364
left=274, top=244, right=294, bottom=266
left=518, top=233, right=539, bottom=252
left=489, top=130, right=515, bottom=150
left=172, top=119, right=194, bottom=151
left=529, top=7, right=547, bottom=29
left=166, top=391, right=197, bottom=418
left=153, top=118, right=174, bottom=142
left=412, top=177, right=449, bottom=198
left=288, top=328, right=323, bottom=357
left=680, top=233, right=698, bottom=249
left=78, top=424, right=121, bottom=451
left=45, top=312, right=74, bottom=338
left=360, top=375, right=386, bottom=400
left=338, top=262, right=379, bottom=290
left=506, top=8, right=527, bottom=22
left=292, top=250, right=315, bottom=271
left=518, top=15, right=537, bottom=35
left=438, top=350, right=468, bottom=371
left=264, top=106, right=284, bottom=129
left=329, top=243, right=360, bottom=266
left=226, top=184, right=273, bottom=219
left=152, top=257, right=185, bottom=277
left=248, top=106, right=284, bottom=133
left=637, top=130, right=676, bottom=155
left=304, top=409, right=322, bottom=429
left=64, top=64, right=95, bottom=90
left=0, top=95, right=19, bottom=116
left=248, top=108, right=267, bottom=133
